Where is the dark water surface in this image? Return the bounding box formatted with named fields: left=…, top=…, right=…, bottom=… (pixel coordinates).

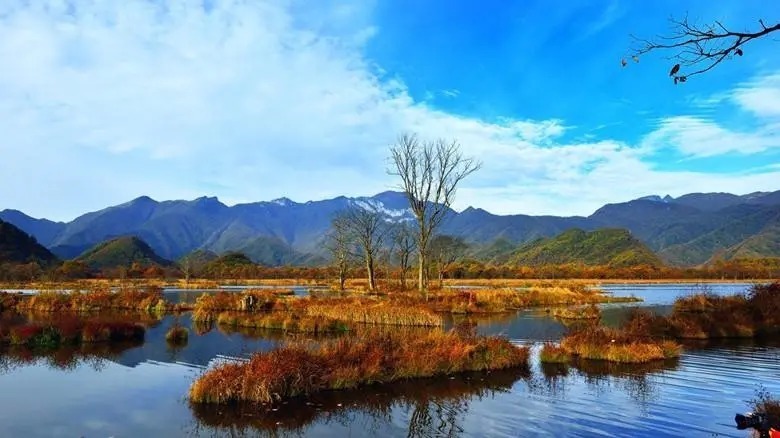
left=1, top=282, right=778, bottom=437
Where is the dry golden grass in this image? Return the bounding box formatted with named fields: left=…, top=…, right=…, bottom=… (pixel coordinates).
left=302, top=300, right=443, bottom=327
left=189, top=330, right=529, bottom=404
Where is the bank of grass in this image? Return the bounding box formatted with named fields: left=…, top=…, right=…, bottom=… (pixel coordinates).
left=189, top=330, right=529, bottom=404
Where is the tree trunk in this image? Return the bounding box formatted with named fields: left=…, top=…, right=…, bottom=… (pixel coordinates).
left=339, top=266, right=346, bottom=291
left=366, top=256, right=376, bottom=291
left=417, top=249, right=426, bottom=295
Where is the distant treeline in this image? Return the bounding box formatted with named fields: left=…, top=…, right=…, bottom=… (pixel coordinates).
left=2, top=257, right=779, bottom=282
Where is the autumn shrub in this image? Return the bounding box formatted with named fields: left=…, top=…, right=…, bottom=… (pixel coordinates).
left=189, top=330, right=529, bottom=404
left=750, top=387, right=780, bottom=419
left=166, top=325, right=189, bottom=344
left=553, top=304, right=601, bottom=320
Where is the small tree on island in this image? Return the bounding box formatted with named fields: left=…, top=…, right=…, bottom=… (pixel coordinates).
left=389, top=133, right=481, bottom=294
left=326, top=214, right=353, bottom=291
left=340, top=206, right=389, bottom=292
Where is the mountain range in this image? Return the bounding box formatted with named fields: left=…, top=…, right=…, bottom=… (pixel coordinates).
left=2, top=189, right=779, bottom=267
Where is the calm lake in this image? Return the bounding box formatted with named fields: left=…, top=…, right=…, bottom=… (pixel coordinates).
left=0, top=282, right=777, bottom=437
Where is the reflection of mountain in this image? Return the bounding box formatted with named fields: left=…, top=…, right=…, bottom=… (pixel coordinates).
left=467, top=311, right=569, bottom=341
left=113, top=314, right=281, bottom=368
left=190, top=367, right=530, bottom=436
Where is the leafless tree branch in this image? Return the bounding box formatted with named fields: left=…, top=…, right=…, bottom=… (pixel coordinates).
left=627, top=15, right=779, bottom=83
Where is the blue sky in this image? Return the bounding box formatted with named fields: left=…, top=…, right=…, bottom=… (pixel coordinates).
left=0, top=0, right=778, bottom=221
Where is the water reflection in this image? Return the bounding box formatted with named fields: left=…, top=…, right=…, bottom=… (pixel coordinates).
left=0, top=340, right=144, bottom=374
left=188, top=367, right=531, bottom=437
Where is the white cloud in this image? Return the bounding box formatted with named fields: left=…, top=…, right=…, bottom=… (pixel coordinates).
left=0, top=0, right=778, bottom=221
left=641, top=115, right=779, bottom=157
left=732, top=73, right=780, bottom=118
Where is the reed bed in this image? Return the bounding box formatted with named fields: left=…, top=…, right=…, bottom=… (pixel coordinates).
left=560, top=326, right=682, bottom=363
left=189, top=330, right=529, bottom=404
left=215, top=311, right=348, bottom=334
left=15, top=287, right=168, bottom=313
left=192, top=290, right=292, bottom=322
left=302, top=300, right=443, bottom=327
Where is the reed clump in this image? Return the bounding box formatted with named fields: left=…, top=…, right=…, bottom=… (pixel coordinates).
left=189, top=330, right=529, bottom=404
left=539, top=343, right=571, bottom=364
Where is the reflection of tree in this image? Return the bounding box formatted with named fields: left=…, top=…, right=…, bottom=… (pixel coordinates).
left=189, top=367, right=529, bottom=437
left=0, top=340, right=143, bottom=374
left=571, top=358, right=680, bottom=412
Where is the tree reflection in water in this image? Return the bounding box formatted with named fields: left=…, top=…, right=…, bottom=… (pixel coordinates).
left=188, top=367, right=531, bottom=437
left=0, top=340, right=144, bottom=374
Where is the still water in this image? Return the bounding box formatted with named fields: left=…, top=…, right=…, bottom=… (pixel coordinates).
left=0, top=282, right=777, bottom=437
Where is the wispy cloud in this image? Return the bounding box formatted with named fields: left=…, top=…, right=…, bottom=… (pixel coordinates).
left=0, top=1, right=777, bottom=221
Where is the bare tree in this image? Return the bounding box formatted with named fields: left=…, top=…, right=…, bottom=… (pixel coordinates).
left=626, top=16, right=779, bottom=83
left=341, top=206, right=389, bottom=292
left=429, top=234, right=468, bottom=288
left=326, top=214, right=352, bottom=291
left=391, top=223, right=417, bottom=290
left=389, top=134, right=481, bottom=294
